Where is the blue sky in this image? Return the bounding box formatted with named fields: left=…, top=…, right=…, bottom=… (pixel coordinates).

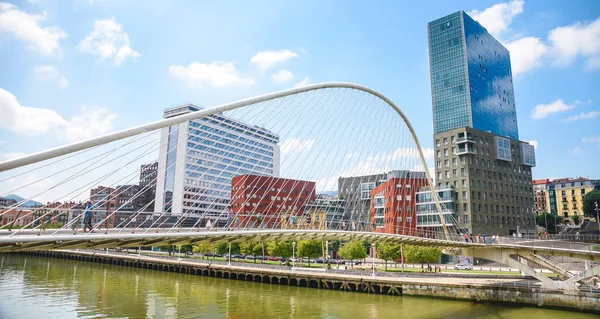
left=0, top=0, right=599, bottom=183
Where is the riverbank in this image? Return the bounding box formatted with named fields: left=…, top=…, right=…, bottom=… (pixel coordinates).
left=19, top=250, right=600, bottom=313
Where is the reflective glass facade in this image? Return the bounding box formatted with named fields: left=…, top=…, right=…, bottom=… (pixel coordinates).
left=428, top=11, right=519, bottom=139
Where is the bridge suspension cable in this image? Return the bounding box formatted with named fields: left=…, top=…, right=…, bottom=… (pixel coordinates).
left=0, top=82, right=463, bottom=244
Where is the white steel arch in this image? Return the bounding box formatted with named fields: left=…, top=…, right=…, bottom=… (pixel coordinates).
left=0, top=82, right=449, bottom=238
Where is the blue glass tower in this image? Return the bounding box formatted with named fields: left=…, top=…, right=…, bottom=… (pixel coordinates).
left=427, top=11, right=519, bottom=139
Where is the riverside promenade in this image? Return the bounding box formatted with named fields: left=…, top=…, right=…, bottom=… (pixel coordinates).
left=18, top=249, right=600, bottom=313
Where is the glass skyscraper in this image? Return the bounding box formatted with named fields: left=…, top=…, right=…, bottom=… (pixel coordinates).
left=425, top=11, right=535, bottom=237
left=428, top=11, right=518, bottom=139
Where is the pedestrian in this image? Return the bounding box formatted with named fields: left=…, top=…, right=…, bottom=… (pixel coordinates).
left=351, top=221, right=356, bottom=231
left=83, top=201, right=94, bottom=233
left=518, top=233, right=522, bottom=240
left=512, top=232, right=517, bottom=242
left=291, top=215, right=296, bottom=228
left=576, top=231, right=580, bottom=240
left=463, top=233, right=469, bottom=243
left=545, top=231, right=549, bottom=240
left=482, top=233, right=487, bottom=244
left=256, top=213, right=262, bottom=229
left=206, top=219, right=212, bottom=230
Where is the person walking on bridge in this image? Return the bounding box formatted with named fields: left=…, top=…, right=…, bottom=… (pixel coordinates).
left=83, top=201, right=94, bottom=233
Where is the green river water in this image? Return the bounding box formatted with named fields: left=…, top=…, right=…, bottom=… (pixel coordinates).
left=0, top=254, right=596, bottom=319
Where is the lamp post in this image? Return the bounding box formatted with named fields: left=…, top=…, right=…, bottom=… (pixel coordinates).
left=595, top=201, right=599, bottom=233
left=371, top=243, right=376, bottom=277
left=292, top=242, right=296, bottom=268
left=228, top=243, right=232, bottom=266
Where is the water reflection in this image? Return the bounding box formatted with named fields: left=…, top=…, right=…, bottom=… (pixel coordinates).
left=0, top=254, right=596, bottom=319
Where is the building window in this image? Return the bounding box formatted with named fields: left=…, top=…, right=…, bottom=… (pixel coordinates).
left=444, top=149, right=448, bottom=157
left=443, top=138, right=448, bottom=146
left=451, top=136, right=456, bottom=144
left=444, top=160, right=449, bottom=168
left=437, top=150, right=441, bottom=158
left=360, top=182, right=375, bottom=200
left=436, top=140, right=440, bottom=148
left=437, top=161, right=441, bottom=169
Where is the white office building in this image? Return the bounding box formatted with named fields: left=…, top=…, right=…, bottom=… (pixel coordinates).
left=155, top=104, right=280, bottom=220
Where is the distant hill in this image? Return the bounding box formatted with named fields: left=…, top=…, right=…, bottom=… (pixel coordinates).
left=2, top=194, right=42, bottom=207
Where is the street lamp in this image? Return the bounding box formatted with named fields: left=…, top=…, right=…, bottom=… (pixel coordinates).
left=228, top=243, right=232, bottom=266
left=371, top=243, right=376, bottom=277
left=594, top=201, right=600, bottom=232
left=292, top=241, right=296, bottom=268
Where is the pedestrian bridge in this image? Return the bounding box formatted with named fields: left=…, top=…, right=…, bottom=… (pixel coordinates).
left=0, top=82, right=598, bottom=291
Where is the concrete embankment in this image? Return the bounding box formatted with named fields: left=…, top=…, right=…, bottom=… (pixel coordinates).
left=20, top=250, right=600, bottom=313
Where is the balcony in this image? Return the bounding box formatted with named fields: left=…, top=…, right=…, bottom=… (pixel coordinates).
left=456, top=135, right=476, bottom=144
left=456, top=146, right=476, bottom=155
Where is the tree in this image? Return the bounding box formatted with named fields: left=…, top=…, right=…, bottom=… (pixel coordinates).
left=572, top=215, right=580, bottom=225
left=240, top=242, right=263, bottom=263
left=536, top=212, right=562, bottom=233
left=404, top=245, right=442, bottom=264
left=376, top=243, right=402, bottom=271
left=157, top=246, right=174, bottom=256
left=267, top=241, right=293, bottom=259
left=583, top=190, right=600, bottom=218
left=330, top=240, right=341, bottom=256
left=215, top=243, right=229, bottom=255
left=192, top=244, right=213, bottom=259
left=338, top=241, right=367, bottom=268
left=297, top=240, right=322, bottom=266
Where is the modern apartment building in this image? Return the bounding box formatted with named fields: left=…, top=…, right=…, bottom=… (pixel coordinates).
left=368, top=171, right=427, bottom=235
left=338, top=172, right=389, bottom=224
left=139, top=161, right=158, bottom=212
left=154, top=105, right=280, bottom=222
left=303, top=194, right=346, bottom=230
left=230, top=174, right=315, bottom=228
left=427, top=11, right=536, bottom=236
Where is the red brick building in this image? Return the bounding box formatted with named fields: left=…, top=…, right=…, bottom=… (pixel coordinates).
left=369, top=172, right=428, bottom=235
left=90, top=186, right=118, bottom=210
left=231, top=174, right=316, bottom=228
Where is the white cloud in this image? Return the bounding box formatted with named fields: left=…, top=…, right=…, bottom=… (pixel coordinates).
left=0, top=3, right=66, bottom=56
left=33, top=65, right=68, bottom=89
left=169, top=61, right=254, bottom=88
left=294, top=77, right=310, bottom=88
left=78, top=18, right=140, bottom=65
left=531, top=99, right=575, bottom=119
left=570, top=147, right=583, bottom=156
left=0, top=88, right=117, bottom=140
left=582, top=136, right=600, bottom=148
left=564, top=111, right=600, bottom=122
left=271, top=69, right=294, bottom=84
left=341, top=147, right=434, bottom=178
left=548, top=17, right=600, bottom=69
left=527, top=140, right=538, bottom=150
left=250, top=49, right=298, bottom=72
left=468, top=0, right=524, bottom=37
left=504, top=37, right=548, bottom=76
left=60, top=107, right=117, bottom=142
left=280, top=138, right=315, bottom=154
